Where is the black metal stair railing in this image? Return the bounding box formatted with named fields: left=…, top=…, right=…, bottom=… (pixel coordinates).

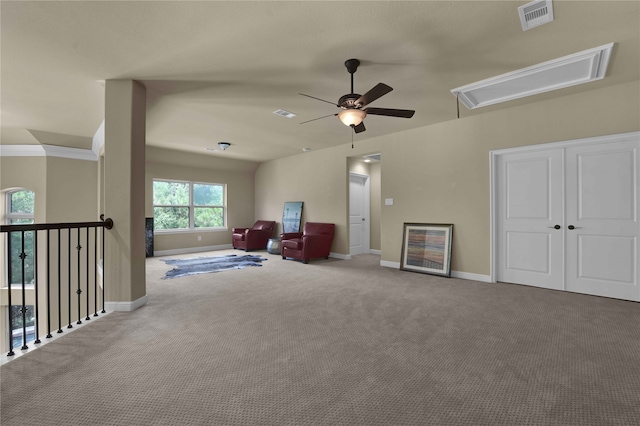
left=1, top=216, right=113, bottom=356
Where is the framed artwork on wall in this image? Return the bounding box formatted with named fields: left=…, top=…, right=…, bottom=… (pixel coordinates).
left=400, top=223, right=453, bottom=277
left=282, top=202, right=304, bottom=233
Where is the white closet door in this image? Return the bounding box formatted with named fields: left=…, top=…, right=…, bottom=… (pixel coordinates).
left=565, top=140, right=639, bottom=301
left=497, top=149, right=564, bottom=290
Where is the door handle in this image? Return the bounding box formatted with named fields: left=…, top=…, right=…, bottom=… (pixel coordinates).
left=568, top=225, right=581, bottom=230
left=548, top=225, right=561, bottom=230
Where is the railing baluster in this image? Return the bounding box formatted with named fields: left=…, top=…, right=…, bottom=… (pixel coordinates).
left=20, top=231, right=28, bottom=350
left=6, top=231, right=15, bottom=356
left=101, top=223, right=106, bottom=313
left=76, top=228, right=82, bottom=325
left=94, top=226, right=98, bottom=317
left=85, top=226, right=91, bottom=321
left=34, top=231, right=41, bottom=344
left=57, top=229, right=62, bottom=334
left=46, top=230, right=52, bottom=339
left=67, top=229, right=72, bottom=329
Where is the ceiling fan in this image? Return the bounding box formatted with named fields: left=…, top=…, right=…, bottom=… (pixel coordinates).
left=299, top=59, right=415, bottom=133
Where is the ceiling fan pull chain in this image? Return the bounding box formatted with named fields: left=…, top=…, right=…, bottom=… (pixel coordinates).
left=456, top=94, right=460, bottom=119
left=351, top=125, right=354, bottom=149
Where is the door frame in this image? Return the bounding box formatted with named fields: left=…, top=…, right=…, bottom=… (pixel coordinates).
left=489, top=131, right=640, bottom=283
left=349, top=172, right=371, bottom=255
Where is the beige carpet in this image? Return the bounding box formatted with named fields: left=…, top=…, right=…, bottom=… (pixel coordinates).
left=2, top=250, right=639, bottom=425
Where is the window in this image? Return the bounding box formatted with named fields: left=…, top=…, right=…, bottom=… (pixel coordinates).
left=153, top=180, right=225, bottom=231
left=6, top=190, right=35, bottom=285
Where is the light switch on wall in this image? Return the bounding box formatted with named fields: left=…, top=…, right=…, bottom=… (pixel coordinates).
left=385, top=198, right=394, bottom=206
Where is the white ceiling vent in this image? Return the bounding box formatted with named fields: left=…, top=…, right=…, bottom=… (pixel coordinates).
left=363, top=153, right=381, bottom=162
left=451, top=43, right=614, bottom=110
left=518, top=0, right=554, bottom=31
left=273, top=109, right=297, bottom=118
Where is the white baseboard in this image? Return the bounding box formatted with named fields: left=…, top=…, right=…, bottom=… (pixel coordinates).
left=379, top=261, right=491, bottom=283
left=105, top=295, right=148, bottom=312
left=450, top=270, right=492, bottom=282
left=154, top=244, right=233, bottom=257
left=330, top=252, right=351, bottom=260
left=380, top=260, right=400, bottom=269
left=369, top=249, right=381, bottom=255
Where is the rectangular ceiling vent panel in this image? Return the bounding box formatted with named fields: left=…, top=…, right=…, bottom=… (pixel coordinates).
left=273, top=109, right=297, bottom=118
left=364, top=153, right=381, bottom=162
left=450, top=43, right=614, bottom=110
left=519, top=0, right=554, bottom=31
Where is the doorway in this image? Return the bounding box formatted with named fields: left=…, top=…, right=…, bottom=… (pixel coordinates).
left=349, top=173, right=370, bottom=255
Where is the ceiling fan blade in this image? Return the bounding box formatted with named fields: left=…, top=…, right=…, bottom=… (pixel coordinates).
left=353, top=122, right=366, bottom=134
left=299, top=113, right=338, bottom=124
left=364, top=107, right=415, bottom=118
left=355, top=83, right=393, bottom=107
left=298, top=93, right=339, bottom=107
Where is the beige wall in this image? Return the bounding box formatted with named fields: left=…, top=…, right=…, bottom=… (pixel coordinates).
left=146, top=146, right=258, bottom=253
left=256, top=80, right=640, bottom=274
left=45, top=157, right=99, bottom=222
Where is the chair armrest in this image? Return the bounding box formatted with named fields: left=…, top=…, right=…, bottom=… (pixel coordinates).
left=232, top=227, right=248, bottom=234
left=281, top=232, right=303, bottom=240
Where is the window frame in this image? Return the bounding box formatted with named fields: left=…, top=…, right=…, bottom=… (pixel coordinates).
left=152, top=179, right=226, bottom=233
left=4, top=189, right=36, bottom=287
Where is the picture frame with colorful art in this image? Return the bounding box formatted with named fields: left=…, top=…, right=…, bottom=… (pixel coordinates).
left=400, top=223, right=453, bottom=277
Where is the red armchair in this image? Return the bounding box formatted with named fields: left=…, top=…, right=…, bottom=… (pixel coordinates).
left=232, top=220, right=276, bottom=251
left=281, top=222, right=335, bottom=264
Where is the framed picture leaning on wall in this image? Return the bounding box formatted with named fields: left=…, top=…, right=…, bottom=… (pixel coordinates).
left=282, top=202, right=304, bottom=233
left=400, top=223, right=453, bottom=277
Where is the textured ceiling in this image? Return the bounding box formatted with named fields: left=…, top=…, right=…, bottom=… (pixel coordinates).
left=1, top=1, right=639, bottom=162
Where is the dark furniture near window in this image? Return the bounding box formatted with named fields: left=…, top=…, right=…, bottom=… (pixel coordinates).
left=232, top=220, right=276, bottom=251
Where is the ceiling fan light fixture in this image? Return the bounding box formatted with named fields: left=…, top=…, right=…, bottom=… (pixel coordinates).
left=218, top=142, right=231, bottom=150
left=338, top=109, right=366, bottom=127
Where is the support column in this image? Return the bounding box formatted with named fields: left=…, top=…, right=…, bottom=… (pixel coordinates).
left=104, top=80, right=147, bottom=311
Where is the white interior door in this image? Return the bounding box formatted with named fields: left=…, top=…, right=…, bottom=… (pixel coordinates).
left=565, top=140, right=639, bottom=300
left=496, top=149, right=564, bottom=290
left=494, top=132, right=640, bottom=302
left=349, top=173, right=370, bottom=255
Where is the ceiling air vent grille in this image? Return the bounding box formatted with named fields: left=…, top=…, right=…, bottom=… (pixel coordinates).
left=518, top=0, right=554, bottom=31
left=273, top=109, right=297, bottom=118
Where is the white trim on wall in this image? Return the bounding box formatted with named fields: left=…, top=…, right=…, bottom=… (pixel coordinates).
left=154, top=244, right=233, bottom=257
left=380, top=260, right=492, bottom=282
left=105, top=295, right=148, bottom=312
left=330, top=252, right=351, bottom=260
left=0, top=144, right=98, bottom=161
left=0, top=120, right=105, bottom=161
left=0, top=145, right=47, bottom=156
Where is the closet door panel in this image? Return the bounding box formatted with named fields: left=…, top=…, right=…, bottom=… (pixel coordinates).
left=565, top=141, right=639, bottom=301
left=496, top=149, right=564, bottom=290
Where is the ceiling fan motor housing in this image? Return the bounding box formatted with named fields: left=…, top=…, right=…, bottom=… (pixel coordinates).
left=339, top=93, right=363, bottom=109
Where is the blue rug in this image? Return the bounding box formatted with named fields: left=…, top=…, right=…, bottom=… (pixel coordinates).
left=162, top=254, right=268, bottom=279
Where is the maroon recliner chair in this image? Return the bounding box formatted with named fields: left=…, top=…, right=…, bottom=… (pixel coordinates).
left=232, top=220, right=276, bottom=251
left=281, top=222, right=335, bottom=264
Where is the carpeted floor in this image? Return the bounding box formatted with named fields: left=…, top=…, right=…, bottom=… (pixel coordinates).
left=1, top=250, right=639, bottom=425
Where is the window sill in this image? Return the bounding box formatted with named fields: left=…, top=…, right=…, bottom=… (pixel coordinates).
left=153, top=228, right=228, bottom=235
